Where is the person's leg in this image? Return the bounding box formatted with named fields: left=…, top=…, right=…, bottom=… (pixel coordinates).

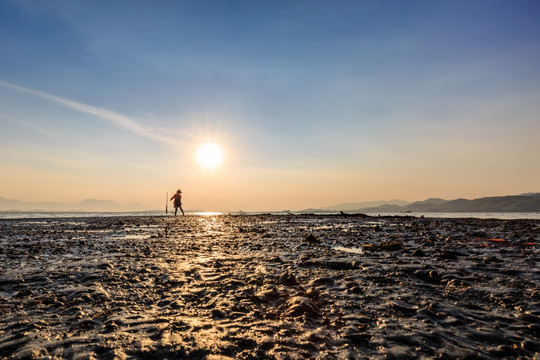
left=180, top=206, right=184, bottom=216
left=174, top=207, right=178, bottom=216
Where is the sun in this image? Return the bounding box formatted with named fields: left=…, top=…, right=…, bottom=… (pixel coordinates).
left=196, top=142, right=224, bottom=170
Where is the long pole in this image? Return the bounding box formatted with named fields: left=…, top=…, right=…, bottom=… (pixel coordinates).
left=166, top=192, right=168, bottom=214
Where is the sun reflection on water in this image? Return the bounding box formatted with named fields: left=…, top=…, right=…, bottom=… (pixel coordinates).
left=191, top=212, right=223, bottom=216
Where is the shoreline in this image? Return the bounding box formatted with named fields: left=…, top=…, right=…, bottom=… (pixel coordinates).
left=1, top=211, right=540, bottom=221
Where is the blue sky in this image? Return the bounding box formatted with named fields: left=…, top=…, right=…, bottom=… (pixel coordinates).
left=1, top=0, right=539, bottom=211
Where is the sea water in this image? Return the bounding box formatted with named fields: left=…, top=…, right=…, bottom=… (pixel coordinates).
left=0, top=211, right=163, bottom=219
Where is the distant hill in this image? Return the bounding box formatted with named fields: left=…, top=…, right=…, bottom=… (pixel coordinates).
left=300, top=193, right=540, bottom=213
left=360, top=194, right=540, bottom=213
left=0, top=196, right=153, bottom=212
left=323, top=199, right=409, bottom=211
left=300, top=199, right=409, bottom=213
left=433, top=194, right=540, bottom=212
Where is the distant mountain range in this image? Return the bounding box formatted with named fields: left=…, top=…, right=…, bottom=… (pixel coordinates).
left=0, top=196, right=153, bottom=212
left=323, top=199, right=409, bottom=211
left=2, top=193, right=539, bottom=213
left=306, top=193, right=540, bottom=213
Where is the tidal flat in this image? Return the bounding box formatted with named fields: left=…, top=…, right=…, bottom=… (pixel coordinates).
left=0, top=214, right=539, bottom=359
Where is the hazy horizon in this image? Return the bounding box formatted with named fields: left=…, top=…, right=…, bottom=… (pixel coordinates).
left=1, top=1, right=539, bottom=212
left=1, top=192, right=539, bottom=213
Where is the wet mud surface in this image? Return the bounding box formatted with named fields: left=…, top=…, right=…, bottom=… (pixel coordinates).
left=1, top=214, right=539, bottom=359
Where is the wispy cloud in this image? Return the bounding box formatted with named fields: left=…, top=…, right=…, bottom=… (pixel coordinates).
left=0, top=112, right=58, bottom=138
left=0, top=80, right=178, bottom=147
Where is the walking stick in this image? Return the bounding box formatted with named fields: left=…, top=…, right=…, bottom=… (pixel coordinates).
left=166, top=192, right=168, bottom=214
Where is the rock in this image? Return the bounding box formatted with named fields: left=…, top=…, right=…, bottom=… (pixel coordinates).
left=269, top=256, right=284, bottom=263
left=528, top=324, right=540, bottom=336
left=343, top=328, right=371, bottom=344
left=286, top=296, right=321, bottom=318
left=411, top=249, right=427, bottom=257
left=310, top=277, right=335, bottom=286
left=347, top=285, right=362, bottom=294
left=379, top=240, right=405, bottom=251
left=305, top=234, right=319, bottom=244
left=522, top=339, right=539, bottom=352
left=104, top=321, right=119, bottom=333
left=362, top=244, right=376, bottom=252
left=389, top=300, right=419, bottom=314
left=211, top=309, right=225, bottom=319
left=258, top=288, right=284, bottom=303
left=279, top=272, right=299, bottom=286
left=306, top=288, right=320, bottom=299
left=483, top=255, right=502, bottom=264
left=414, top=269, right=441, bottom=284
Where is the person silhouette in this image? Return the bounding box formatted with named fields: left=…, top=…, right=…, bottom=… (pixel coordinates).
left=170, top=189, right=184, bottom=216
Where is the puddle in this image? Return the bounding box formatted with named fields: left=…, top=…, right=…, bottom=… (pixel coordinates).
left=333, top=246, right=364, bottom=254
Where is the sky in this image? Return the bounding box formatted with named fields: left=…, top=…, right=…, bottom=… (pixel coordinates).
left=1, top=0, right=539, bottom=211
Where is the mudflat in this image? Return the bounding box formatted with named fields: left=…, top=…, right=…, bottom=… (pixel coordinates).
left=1, top=215, right=539, bottom=359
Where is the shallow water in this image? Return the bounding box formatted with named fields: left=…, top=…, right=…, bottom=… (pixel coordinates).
left=0, top=214, right=539, bottom=359
left=2, top=211, right=540, bottom=220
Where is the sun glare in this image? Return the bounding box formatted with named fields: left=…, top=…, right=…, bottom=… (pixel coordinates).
left=196, top=142, right=224, bottom=170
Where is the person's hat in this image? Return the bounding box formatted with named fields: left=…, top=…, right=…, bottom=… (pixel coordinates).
left=177, top=189, right=182, bottom=193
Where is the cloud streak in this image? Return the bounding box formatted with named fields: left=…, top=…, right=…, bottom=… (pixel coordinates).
left=0, top=80, right=178, bottom=147
left=0, top=112, right=58, bottom=138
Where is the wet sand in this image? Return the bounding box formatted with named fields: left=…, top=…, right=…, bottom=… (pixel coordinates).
left=1, top=214, right=539, bottom=359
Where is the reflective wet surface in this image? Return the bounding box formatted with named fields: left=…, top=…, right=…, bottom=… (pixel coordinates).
left=0, top=215, right=539, bottom=359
